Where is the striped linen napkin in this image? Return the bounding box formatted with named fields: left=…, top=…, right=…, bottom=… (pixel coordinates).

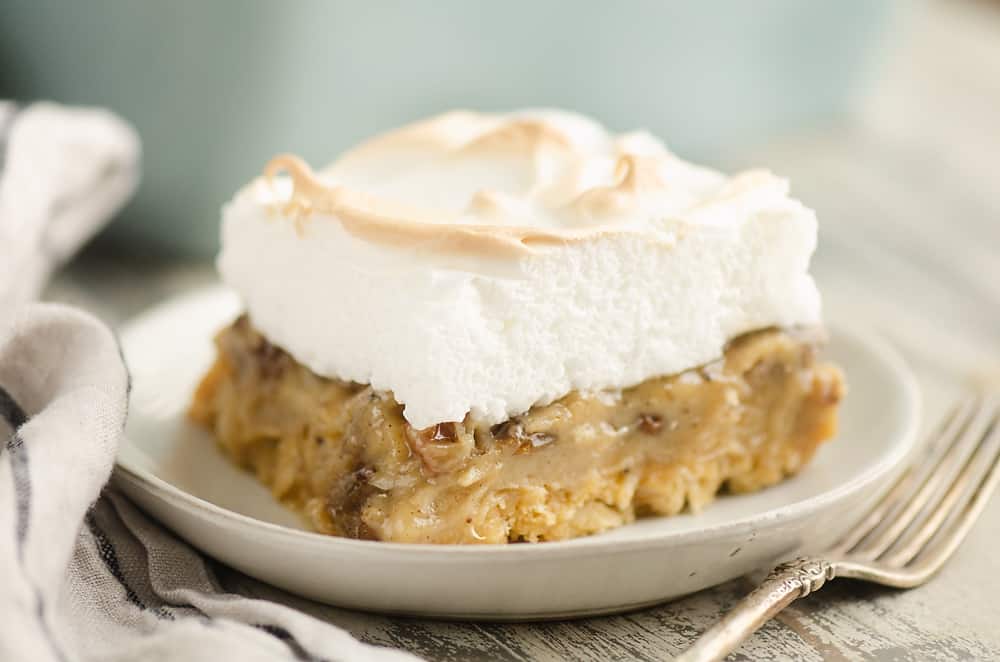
left=0, top=102, right=416, bottom=662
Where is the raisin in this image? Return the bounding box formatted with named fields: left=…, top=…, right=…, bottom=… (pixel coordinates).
left=426, top=422, right=458, bottom=443
left=638, top=413, right=663, bottom=434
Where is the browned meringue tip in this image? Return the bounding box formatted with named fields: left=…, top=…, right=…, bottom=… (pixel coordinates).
left=255, top=151, right=659, bottom=258
left=259, top=153, right=564, bottom=257
left=248, top=111, right=756, bottom=258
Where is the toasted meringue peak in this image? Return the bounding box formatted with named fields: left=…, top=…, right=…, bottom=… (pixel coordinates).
left=249, top=109, right=796, bottom=256
left=219, top=110, right=823, bottom=428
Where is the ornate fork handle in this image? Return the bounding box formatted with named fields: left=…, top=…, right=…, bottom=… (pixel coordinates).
left=676, top=557, right=838, bottom=662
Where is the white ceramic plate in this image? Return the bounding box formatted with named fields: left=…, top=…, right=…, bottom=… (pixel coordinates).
left=115, top=286, right=921, bottom=620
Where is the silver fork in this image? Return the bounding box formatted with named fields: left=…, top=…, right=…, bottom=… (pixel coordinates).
left=678, top=394, right=1000, bottom=662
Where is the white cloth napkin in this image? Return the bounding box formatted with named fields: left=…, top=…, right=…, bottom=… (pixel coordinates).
left=0, top=102, right=417, bottom=662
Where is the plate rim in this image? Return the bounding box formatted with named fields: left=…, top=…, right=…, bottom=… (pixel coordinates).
left=116, top=285, right=922, bottom=561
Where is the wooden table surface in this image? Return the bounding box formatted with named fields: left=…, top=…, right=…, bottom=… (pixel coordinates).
left=47, top=1, right=1000, bottom=659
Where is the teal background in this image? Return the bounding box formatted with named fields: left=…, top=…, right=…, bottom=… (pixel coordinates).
left=0, top=1, right=895, bottom=257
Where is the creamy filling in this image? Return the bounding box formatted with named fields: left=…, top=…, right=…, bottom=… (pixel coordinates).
left=191, top=317, right=844, bottom=544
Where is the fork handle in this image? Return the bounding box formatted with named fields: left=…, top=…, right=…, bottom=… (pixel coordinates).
left=676, top=557, right=837, bottom=662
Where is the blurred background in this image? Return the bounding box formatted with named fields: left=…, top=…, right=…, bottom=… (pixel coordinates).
left=1, top=0, right=997, bottom=375
left=2, top=0, right=894, bottom=256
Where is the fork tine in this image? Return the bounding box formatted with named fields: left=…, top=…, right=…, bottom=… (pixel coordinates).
left=898, top=418, right=1000, bottom=584
left=881, top=409, right=1000, bottom=566
left=828, top=397, right=980, bottom=556
left=848, top=395, right=999, bottom=560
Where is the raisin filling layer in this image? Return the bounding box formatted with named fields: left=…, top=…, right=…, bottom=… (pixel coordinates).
left=190, top=316, right=844, bottom=544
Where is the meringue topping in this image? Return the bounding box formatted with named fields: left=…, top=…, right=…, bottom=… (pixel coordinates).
left=257, top=110, right=754, bottom=257
left=218, top=110, right=823, bottom=428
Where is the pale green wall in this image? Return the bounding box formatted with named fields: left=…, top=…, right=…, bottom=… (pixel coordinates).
left=0, top=1, right=895, bottom=256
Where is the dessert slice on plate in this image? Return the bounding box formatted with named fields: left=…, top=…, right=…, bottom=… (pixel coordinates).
left=190, top=110, right=844, bottom=544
